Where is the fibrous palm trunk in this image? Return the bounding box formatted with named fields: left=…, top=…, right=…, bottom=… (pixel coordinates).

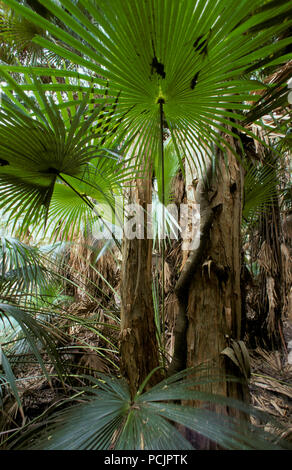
left=257, top=194, right=284, bottom=350
left=186, top=147, right=243, bottom=377
left=120, top=160, right=161, bottom=398
left=170, top=134, right=249, bottom=448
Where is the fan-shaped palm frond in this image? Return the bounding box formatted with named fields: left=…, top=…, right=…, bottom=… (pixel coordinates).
left=243, top=160, right=281, bottom=224
left=0, top=74, right=132, bottom=241
left=7, top=367, right=291, bottom=450
left=0, top=235, right=51, bottom=298
left=35, top=155, right=129, bottom=243
left=244, top=60, right=292, bottom=125
left=0, top=0, right=90, bottom=67
left=1, top=0, right=291, bottom=172
left=0, top=302, right=67, bottom=389
left=0, top=10, right=44, bottom=61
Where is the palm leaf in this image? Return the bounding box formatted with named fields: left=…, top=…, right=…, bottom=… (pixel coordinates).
left=0, top=235, right=51, bottom=298
left=0, top=302, right=67, bottom=385
left=243, top=159, right=283, bottom=224
left=2, top=0, right=291, bottom=170
left=0, top=349, right=24, bottom=419
left=0, top=75, right=132, bottom=241
left=9, top=368, right=291, bottom=450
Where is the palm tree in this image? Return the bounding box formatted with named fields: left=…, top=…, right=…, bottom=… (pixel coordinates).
left=0, top=0, right=291, bottom=449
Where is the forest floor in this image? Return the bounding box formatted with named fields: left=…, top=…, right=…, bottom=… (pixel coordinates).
left=1, top=310, right=292, bottom=448
left=248, top=319, right=292, bottom=443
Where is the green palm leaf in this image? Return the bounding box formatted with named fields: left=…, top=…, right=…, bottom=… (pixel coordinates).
left=0, top=75, right=131, bottom=240
left=2, top=0, right=291, bottom=169
left=10, top=368, right=290, bottom=450
left=0, top=235, right=50, bottom=297
left=0, top=302, right=67, bottom=385
left=243, top=159, right=282, bottom=224
left=0, top=349, right=24, bottom=419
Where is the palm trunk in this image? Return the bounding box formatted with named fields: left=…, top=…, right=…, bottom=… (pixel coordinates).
left=186, top=147, right=243, bottom=380
left=120, top=162, right=161, bottom=398
left=169, top=134, right=249, bottom=448
left=257, top=194, right=284, bottom=350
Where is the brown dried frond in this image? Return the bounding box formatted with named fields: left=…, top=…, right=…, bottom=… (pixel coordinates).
left=66, top=232, right=119, bottom=301
left=266, top=276, right=277, bottom=337
left=258, top=241, right=278, bottom=276
left=264, top=60, right=292, bottom=88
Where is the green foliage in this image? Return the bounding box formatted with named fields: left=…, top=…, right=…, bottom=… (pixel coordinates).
left=0, top=235, right=50, bottom=297
left=0, top=9, right=44, bottom=61
left=0, top=0, right=291, bottom=451
left=0, top=0, right=87, bottom=66
left=0, top=233, right=65, bottom=392
left=0, top=349, right=24, bottom=418
left=0, top=0, right=290, bottom=242
left=7, top=368, right=290, bottom=450
left=154, top=139, right=180, bottom=205
left=243, top=159, right=280, bottom=224
left=1, top=0, right=291, bottom=171
left=0, top=74, right=133, bottom=240
left=0, top=301, right=67, bottom=386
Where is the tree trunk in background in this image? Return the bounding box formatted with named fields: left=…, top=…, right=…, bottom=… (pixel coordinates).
left=120, top=162, right=161, bottom=398
left=252, top=150, right=284, bottom=351
left=257, top=196, right=284, bottom=350
left=245, top=138, right=286, bottom=352
left=185, top=139, right=249, bottom=448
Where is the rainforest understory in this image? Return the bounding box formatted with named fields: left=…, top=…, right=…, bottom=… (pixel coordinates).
left=0, top=0, right=291, bottom=451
